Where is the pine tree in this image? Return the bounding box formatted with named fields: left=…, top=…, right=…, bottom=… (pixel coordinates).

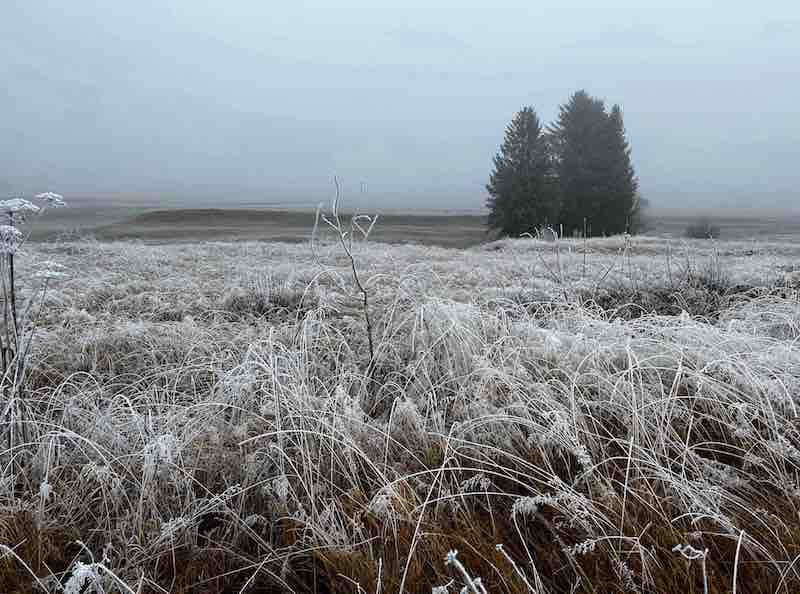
left=486, top=107, right=559, bottom=236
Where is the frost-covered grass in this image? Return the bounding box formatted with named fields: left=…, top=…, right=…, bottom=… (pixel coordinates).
left=2, top=234, right=800, bottom=593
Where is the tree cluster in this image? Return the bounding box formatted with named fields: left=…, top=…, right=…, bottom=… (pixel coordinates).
left=487, top=90, right=640, bottom=238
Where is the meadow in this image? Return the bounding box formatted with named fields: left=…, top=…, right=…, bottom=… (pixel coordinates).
left=31, top=202, right=800, bottom=246
left=3, top=213, right=800, bottom=593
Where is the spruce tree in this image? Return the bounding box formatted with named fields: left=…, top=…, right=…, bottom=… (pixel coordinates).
left=549, top=91, right=640, bottom=235
left=486, top=107, right=559, bottom=237
left=604, top=105, right=639, bottom=232
left=549, top=90, right=611, bottom=236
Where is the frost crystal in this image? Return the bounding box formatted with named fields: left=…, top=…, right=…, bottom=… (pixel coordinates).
left=563, top=539, right=598, bottom=556
left=270, top=475, right=290, bottom=502
left=39, top=480, right=52, bottom=501
left=143, top=433, right=179, bottom=480
left=0, top=225, right=23, bottom=254
left=367, top=486, right=395, bottom=518
left=34, top=192, right=66, bottom=207
left=34, top=260, right=68, bottom=279
left=672, top=543, right=708, bottom=560
left=63, top=561, right=104, bottom=594
left=460, top=473, right=493, bottom=493
left=0, top=198, right=40, bottom=216
left=160, top=516, right=190, bottom=542
left=81, top=463, right=123, bottom=497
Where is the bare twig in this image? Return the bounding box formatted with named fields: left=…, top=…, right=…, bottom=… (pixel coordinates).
left=317, top=177, right=377, bottom=375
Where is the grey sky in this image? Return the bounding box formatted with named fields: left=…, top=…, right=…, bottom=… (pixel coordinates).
left=2, top=1, right=798, bottom=212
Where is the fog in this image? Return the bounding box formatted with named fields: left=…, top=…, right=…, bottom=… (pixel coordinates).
left=2, top=1, right=799, bottom=213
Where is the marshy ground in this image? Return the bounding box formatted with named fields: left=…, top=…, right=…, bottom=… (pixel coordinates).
left=2, top=226, right=800, bottom=593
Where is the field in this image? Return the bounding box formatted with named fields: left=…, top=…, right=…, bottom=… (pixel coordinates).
left=3, top=219, right=800, bottom=593
left=30, top=201, right=800, bottom=247
left=90, top=209, right=489, bottom=249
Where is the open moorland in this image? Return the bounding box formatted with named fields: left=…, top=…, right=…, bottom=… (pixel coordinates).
left=30, top=202, right=800, bottom=247
left=3, top=224, right=800, bottom=593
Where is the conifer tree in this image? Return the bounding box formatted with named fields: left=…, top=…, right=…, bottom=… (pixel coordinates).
left=549, top=90, right=612, bottom=236
left=486, top=107, right=559, bottom=236
left=604, top=104, right=639, bottom=232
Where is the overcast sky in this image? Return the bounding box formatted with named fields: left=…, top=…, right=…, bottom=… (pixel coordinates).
left=2, top=1, right=798, bottom=212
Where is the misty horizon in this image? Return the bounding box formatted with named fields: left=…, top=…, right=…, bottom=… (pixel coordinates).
left=2, top=2, right=799, bottom=214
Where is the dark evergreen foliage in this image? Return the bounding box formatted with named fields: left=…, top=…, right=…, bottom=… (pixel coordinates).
left=549, top=91, right=640, bottom=236
left=487, top=93, right=640, bottom=238
left=605, top=104, right=640, bottom=232
left=486, top=107, right=560, bottom=236
left=548, top=90, right=610, bottom=236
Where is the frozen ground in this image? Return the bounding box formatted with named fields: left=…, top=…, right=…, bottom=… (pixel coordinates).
left=2, top=234, right=800, bottom=592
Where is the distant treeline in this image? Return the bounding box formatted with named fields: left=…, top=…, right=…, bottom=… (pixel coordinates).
left=487, top=90, right=641, bottom=238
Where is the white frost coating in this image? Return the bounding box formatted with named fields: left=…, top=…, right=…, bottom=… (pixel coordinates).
left=63, top=562, right=104, bottom=594
left=0, top=224, right=23, bottom=254
left=34, top=192, right=66, bottom=207
left=5, top=233, right=800, bottom=592
left=0, top=197, right=41, bottom=215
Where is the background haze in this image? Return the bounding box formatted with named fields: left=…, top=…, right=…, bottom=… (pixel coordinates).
left=2, top=1, right=798, bottom=214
